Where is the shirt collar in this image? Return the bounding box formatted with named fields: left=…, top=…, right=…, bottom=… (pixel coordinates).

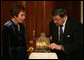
left=63, top=16, right=68, bottom=26
left=10, top=19, right=18, bottom=26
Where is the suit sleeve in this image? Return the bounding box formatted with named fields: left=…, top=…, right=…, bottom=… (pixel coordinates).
left=49, top=21, right=55, bottom=43
left=2, top=25, right=10, bottom=58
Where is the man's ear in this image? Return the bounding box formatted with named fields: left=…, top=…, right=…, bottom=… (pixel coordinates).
left=63, top=15, right=67, bottom=21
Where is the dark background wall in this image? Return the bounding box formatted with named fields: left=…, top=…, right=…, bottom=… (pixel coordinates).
left=1, top=1, right=81, bottom=56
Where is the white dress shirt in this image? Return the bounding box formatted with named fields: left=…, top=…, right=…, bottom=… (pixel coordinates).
left=58, top=16, right=68, bottom=42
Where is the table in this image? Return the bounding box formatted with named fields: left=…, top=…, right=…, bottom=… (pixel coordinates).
left=29, top=52, right=58, bottom=59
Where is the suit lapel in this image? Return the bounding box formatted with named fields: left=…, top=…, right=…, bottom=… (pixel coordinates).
left=63, top=17, right=71, bottom=37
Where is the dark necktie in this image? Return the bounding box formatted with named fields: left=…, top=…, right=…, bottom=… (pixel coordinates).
left=60, top=25, right=63, bottom=42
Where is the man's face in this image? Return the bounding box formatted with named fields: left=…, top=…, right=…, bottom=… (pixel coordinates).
left=53, top=15, right=65, bottom=26
left=14, top=11, right=26, bottom=23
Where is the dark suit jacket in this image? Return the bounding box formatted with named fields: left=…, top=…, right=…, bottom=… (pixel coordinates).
left=49, top=16, right=83, bottom=59
left=2, top=20, right=28, bottom=59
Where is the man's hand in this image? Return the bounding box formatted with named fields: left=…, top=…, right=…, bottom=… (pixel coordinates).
left=49, top=43, right=62, bottom=50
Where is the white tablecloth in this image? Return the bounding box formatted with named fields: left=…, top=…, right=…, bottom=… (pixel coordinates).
left=29, top=52, right=58, bottom=59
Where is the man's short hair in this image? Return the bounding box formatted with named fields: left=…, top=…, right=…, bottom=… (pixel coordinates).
left=10, top=4, right=25, bottom=17
left=52, top=6, right=68, bottom=18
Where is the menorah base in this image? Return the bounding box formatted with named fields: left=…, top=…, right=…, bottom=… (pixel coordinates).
left=29, top=52, right=58, bottom=59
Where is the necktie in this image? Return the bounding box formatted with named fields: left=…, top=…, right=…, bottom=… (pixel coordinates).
left=60, top=25, right=63, bottom=42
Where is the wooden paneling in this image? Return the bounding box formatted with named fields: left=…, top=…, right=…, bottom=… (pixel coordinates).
left=36, top=1, right=44, bottom=37
left=1, top=1, right=81, bottom=56
left=45, top=1, right=53, bottom=37
left=25, top=1, right=36, bottom=53
left=70, top=1, right=81, bottom=22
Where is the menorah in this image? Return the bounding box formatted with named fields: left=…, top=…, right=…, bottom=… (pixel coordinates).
left=36, top=33, right=50, bottom=52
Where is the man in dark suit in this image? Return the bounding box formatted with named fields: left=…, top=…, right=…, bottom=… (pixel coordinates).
left=49, top=7, right=83, bottom=59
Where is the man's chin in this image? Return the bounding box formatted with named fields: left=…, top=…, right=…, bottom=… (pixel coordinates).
left=56, top=24, right=61, bottom=26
